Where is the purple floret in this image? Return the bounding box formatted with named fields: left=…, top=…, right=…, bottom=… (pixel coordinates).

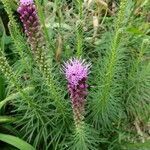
left=20, top=0, right=33, bottom=5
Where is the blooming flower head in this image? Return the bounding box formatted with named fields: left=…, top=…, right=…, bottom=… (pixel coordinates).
left=63, top=58, right=91, bottom=88
left=63, top=58, right=91, bottom=125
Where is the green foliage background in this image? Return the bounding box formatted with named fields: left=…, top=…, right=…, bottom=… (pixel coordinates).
left=0, top=0, right=150, bottom=149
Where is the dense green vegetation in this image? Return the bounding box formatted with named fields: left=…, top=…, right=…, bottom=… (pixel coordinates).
left=0, top=0, right=149, bottom=149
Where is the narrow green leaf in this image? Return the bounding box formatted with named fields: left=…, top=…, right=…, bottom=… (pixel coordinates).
left=0, top=116, right=16, bottom=123
left=0, top=133, right=35, bottom=150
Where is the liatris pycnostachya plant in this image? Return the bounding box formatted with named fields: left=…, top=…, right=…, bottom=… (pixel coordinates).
left=63, top=58, right=91, bottom=127
left=63, top=58, right=98, bottom=149
left=18, top=0, right=68, bottom=119
left=17, top=0, right=49, bottom=74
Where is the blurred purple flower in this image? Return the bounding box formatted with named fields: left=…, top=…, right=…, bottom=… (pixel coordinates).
left=63, top=58, right=91, bottom=125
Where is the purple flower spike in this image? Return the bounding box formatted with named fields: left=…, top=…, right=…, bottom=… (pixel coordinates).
left=63, top=58, right=91, bottom=125
left=18, top=0, right=50, bottom=75
left=18, top=0, right=44, bottom=51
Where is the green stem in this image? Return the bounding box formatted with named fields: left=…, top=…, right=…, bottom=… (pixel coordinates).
left=76, top=0, right=83, bottom=57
